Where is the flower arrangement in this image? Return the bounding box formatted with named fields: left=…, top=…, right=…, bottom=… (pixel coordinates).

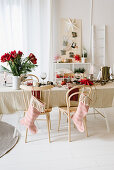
left=1, top=50, right=37, bottom=76
left=79, top=78, right=93, bottom=86
left=74, top=54, right=81, bottom=62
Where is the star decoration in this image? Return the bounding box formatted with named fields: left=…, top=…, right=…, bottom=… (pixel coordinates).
left=65, top=18, right=79, bottom=31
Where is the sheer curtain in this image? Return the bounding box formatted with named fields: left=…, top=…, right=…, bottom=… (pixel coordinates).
left=0, top=0, right=52, bottom=79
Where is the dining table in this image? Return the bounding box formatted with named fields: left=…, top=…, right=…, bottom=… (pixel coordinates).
left=0, top=82, right=114, bottom=114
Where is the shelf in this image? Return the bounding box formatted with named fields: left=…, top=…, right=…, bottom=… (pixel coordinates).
left=53, top=62, right=91, bottom=81
left=53, top=63, right=91, bottom=65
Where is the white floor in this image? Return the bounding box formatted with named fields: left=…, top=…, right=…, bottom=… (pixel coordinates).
left=0, top=107, right=114, bottom=170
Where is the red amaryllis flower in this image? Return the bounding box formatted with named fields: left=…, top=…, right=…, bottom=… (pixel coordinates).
left=18, top=50, right=23, bottom=56
left=28, top=53, right=37, bottom=64
left=10, top=50, right=17, bottom=59
left=1, top=53, right=11, bottom=62
left=74, top=54, right=81, bottom=62
left=32, top=59, right=37, bottom=64
left=11, top=50, right=16, bottom=55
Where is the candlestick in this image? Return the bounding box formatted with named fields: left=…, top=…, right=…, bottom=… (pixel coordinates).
left=83, top=50, right=84, bottom=58
left=4, top=72, right=7, bottom=86
left=4, top=72, right=6, bottom=80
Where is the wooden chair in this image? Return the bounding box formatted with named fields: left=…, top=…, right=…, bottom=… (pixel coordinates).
left=20, top=84, right=53, bottom=143
left=21, top=74, right=39, bottom=85
left=21, top=74, right=39, bottom=117
left=58, top=85, right=92, bottom=142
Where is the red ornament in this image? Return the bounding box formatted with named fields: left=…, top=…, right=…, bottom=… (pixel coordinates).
left=56, top=74, right=60, bottom=78
left=61, top=81, right=66, bottom=85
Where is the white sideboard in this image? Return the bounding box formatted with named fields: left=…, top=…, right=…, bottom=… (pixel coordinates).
left=53, top=62, right=91, bottom=81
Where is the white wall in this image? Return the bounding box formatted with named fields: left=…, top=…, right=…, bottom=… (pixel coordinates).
left=53, top=0, right=114, bottom=71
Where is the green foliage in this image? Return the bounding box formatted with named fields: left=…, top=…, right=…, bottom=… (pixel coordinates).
left=2, top=57, right=37, bottom=76
left=82, top=49, right=87, bottom=58
left=0, top=66, right=11, bottom=73
left=74, top=68, right=85, bottom=73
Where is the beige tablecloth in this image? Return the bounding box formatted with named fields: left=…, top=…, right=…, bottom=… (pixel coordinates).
left=0, top=83, right=114, bottom=114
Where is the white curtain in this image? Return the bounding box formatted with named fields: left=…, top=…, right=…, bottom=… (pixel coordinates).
left=0, top=0, right=52, bottom=80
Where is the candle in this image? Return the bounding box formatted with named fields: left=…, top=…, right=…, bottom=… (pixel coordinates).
left=89, top=65, right=94, bottom=74
left=4, top=72, right=7, bottom=86
left=4, top=72, right=6, bottom=80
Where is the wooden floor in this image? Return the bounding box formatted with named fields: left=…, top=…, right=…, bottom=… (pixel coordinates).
left=1, top=107, right=114, bottom=170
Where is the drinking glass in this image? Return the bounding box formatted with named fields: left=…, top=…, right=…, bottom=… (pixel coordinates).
left=40, top=72, right=47, bottom=85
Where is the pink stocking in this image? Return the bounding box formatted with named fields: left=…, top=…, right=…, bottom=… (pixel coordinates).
left=72, top=94, right=89, bottom=132
left=20, top=105, right=40, bottom=134
left=20, top=94, right=45, bottom=134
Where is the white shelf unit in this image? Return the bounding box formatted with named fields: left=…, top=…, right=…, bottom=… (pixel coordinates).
left=92, top=25, right=106, bottom=77
left=53, top=62, right=91, bottom=81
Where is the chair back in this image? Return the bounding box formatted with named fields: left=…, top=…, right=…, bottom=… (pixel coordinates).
left=66, top=85, right=92, bottom=110
left=21, top=74, right=39, bottom=85
left=20, top=85, right=54, bottom=109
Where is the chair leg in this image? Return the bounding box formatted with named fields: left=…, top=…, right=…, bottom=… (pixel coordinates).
left=49, top=114, right=51, bottom=130
left=25, top=128, right=28, bottom=143
left=104, top=112, right=110, bottom=132
left=74, top=124, right=76, bottom=128
left=93, top=108, right=96, bottom=118
left=46, top=113, right=51, bottom=143
left=24, top=111, right=26, bottom=117
left=58, top=109, right=61, bottom=131
left=94, top=108, right=110, bottom=133
left=0, top=113, right=3, bottom=121
left=83, top=116, right=88, bottom=137
left=68, top=113, right=71, bottom=142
